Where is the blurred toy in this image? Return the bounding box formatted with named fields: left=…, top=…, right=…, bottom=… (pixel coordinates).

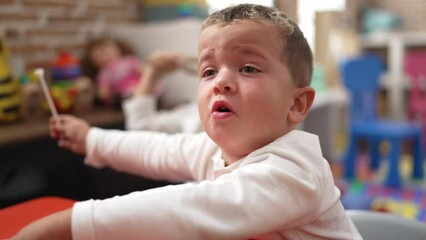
left=371, top=198, right=419, bottom=220
left=73, top=76, right=95, bottom=113
left=42, top=77, right=94, bottom=114
left=20, top=71, right=44, bottom=120
left=340, top=179, right=426, bottom=223
left=0, top=38, right=10, bottom=80
left=341, top=181, right=374, bottom=210
left=49, top=52, right=89, bottom=113
left=51, top=52, right=81, bottom=81
left=50, top=86, right=76, bottom=113
left=311, top=64, right=328, bottom=93
left=0, top=37, right=22, bottom=123
left=361, top=7, right=403, bottom=33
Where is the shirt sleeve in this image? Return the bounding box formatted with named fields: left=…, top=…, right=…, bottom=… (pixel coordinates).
left=122, top=96, right=195, bottom=133
left=73, top=150, right=327, bottom=240
left=84, top=128, right=213, bottom=182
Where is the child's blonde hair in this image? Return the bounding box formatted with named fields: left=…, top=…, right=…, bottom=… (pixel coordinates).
left=202, top=4, right=313, bottom=87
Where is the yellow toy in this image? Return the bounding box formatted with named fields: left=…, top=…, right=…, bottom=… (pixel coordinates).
left=0, top=37, right=21, bottom=122
left=371, top=197, right=419, bottom=220
left=51, top=84, right=76, bottom=113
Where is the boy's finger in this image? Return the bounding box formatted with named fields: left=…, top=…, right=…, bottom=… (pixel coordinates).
left=53, top=123, right=66, bottom=136
left=49, top=117, right=62, bottom=139
left=58, top=114, right=73, bottom=124
left=58, top=138, right=71, bottom=149
left=50, top=128, right=59, bottom=139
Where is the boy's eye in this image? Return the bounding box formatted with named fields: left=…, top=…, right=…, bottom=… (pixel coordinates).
left=202, top=69, right=217, bottom=77
left=240, top=66, right=259, bottom=73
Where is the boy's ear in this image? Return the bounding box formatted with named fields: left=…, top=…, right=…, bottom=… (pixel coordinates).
left=288, top=86, right=315, bottom=124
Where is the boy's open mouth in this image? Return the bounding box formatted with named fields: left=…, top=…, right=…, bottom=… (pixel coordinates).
left=212, top=101, right=233, bottom=113
left=218, top=107, right=230, bottom=112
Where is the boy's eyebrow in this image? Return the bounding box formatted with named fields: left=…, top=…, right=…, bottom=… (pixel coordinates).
left=237, top=47, right=268, bottom=61
left=199, top=49, right=214, bottom=62
left=199, top=46, right=268, bottom=62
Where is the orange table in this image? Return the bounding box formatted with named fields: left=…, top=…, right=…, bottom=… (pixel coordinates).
left=0, top=196, right=75, bottom=239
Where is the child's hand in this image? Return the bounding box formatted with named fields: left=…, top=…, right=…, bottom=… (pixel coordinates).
left=134, top=51, right=183, bottom=96
left=50, top=115, right=90, bottom=155
left=12, top=209, right=72, bottom=240
left=146, top=51, right=182, bottom=77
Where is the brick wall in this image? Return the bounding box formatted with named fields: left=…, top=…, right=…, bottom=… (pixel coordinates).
left=0, top=0, right=139, bottom=74
left=2, top=0, right=424, bottom=75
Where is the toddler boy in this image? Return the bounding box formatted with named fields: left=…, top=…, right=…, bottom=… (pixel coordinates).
left=14, top=4, right=361, bottom=240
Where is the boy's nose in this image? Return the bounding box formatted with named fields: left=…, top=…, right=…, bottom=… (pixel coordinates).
left=213, top=70, right=236, bottom=95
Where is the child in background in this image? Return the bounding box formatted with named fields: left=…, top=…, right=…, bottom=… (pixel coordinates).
left=81, top=37, right=142, bottom=106
left=81, top=38, right=202, bottom=133
left=13, top=4, right=361, bottom=240
left=122, top=51, right=202, bottom=133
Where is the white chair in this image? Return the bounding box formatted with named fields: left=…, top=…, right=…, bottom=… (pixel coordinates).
left=347, top=210, right=426, bottom=240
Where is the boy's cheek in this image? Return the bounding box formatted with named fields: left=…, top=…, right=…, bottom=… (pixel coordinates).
left=198, top=81, right=215, bottom=94
left=197, top=87, right=209, bottom=101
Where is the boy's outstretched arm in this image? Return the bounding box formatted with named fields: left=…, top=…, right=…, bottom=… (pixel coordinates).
left=50, top=115, right=91, bottom=155
left=12, top=209, right=72, bottom=240
left=133, top=51, right=182, bottom=97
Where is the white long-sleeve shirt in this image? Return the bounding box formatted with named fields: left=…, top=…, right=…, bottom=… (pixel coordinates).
left=72, top=129, right=362, bottom=240
left=122, top=95, right=202, bottom=133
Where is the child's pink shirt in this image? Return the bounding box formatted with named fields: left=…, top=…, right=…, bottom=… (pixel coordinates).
left=96, top=56, right=141, bottom=99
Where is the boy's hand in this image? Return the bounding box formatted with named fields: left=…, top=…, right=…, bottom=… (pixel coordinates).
left=50, top=115, right=90, bottom=155
left=12, top=209, right=72, bottom=240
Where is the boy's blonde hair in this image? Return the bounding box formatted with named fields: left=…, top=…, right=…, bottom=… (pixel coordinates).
left=202, top=4, right=313, bottom=87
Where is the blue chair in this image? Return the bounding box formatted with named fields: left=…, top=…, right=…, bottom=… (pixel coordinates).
left=340, top=54, right=424, bottom=187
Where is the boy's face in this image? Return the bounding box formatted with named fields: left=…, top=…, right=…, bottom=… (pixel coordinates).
left=198, top=20, right=299, bottom=162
